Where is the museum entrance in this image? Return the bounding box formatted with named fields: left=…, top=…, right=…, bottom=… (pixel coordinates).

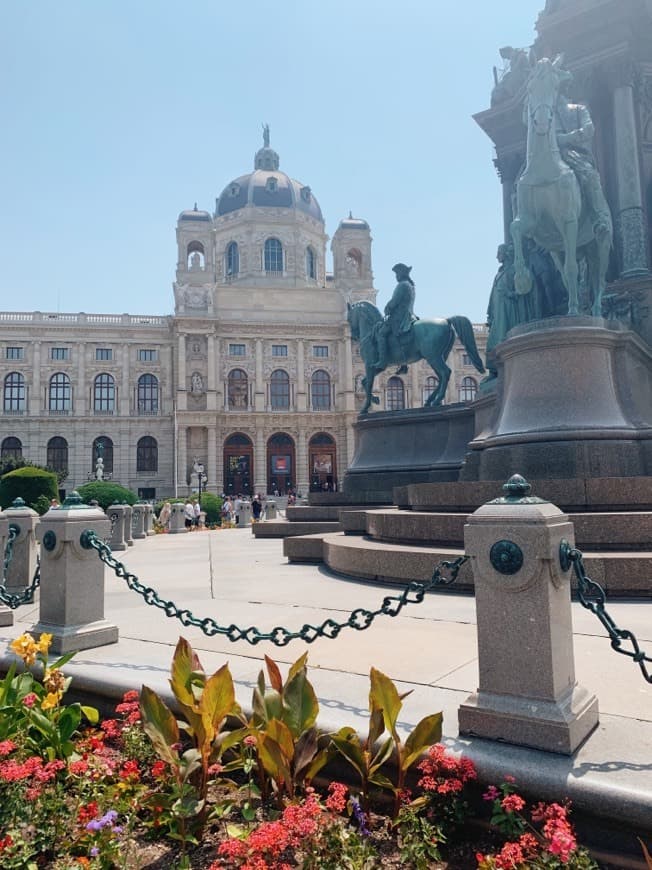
left=309, top=432, right=337, bottom=492
left=266, top=432, right=295, bottom=495
left=223, top=432, right=253, bottom=496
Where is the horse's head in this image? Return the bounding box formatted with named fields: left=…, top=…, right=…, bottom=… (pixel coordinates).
left=527, top=55, right=571, bottom=136
left=347, top=300, right=381, bottom=340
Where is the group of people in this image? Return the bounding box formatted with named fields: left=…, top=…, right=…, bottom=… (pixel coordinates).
left=156, top=491, right=275, bottom=531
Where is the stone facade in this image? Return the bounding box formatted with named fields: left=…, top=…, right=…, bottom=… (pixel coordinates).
left=0, top=137, right=486, bottom=500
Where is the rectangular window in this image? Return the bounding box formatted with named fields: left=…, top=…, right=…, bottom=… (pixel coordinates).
left=138, top=487, right=156, bottom=501
left=313, top=345, right=328, bottom=358
left=138, top=349, right=157, bottom=362
left=462, top=353, right=472, bottom=366
left=272, top=345, right=288, bottom=357
left=229, top=343, right=246, bottom=356
left=96, top=348, right=113, bottom=361
left=6, top=347, right=23, bottom=360
left=51, top=347, right=69, bottom=361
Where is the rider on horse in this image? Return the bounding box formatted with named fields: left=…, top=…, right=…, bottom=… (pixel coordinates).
left=373, top=263, right=418, bottom=373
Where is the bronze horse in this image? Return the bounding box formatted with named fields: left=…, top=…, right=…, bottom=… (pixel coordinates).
left=347, top=301, right=485, bottom=413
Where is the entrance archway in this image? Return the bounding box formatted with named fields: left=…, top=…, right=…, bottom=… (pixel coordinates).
left=267, top=432, right=295, bottom=495
left=223, top=432, right=253, bottom=496
left=309, top=432, right=337, bottom=492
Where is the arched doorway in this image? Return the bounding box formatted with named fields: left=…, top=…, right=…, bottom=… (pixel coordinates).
left=223, top=433, right=253, bottom=496
left=309, top=432, right=337, bottom=492
left=267, top=432, right=295, bottom=495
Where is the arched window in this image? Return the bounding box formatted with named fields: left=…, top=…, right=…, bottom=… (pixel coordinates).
left=345, top=248, right=362, bottom=277
left=223, top=432, right=253, bottom=495
left=226, top=241, right=239, bottom=277
left=187, top=240, right=205, bottom=270
left=386, top=376, right=405, bottom=411
left=49, top=373, right=71, bottom=412
left=227, top=369, right=248, bottom=409
left=264, top=238, right=283, bottom=273
left=309, top=432, right=337, bottom=491
left=306, top=246, right=316, bottom=279
left=270, top=369, right=290, bottom=410
left=93, top=436, right=113, bottom=474
left=311, top=369, right=331, bottom=410
left=459, top=376, right=478, bottom=403
left=137, top=436, right=158, bottom=472
left=47, top=436, right=68, bottom=473
left=4, top=372, right=25, bottom=412
left=1, top=437, right=22, bottom=460
left=94, top=373, right=115, bottom=413
left=137, top=374, right=159, bottom=414
left=422, top=375, right=438, bottom=405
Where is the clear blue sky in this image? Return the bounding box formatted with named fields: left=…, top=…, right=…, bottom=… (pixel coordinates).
left=2, top=0, right=544, bottom=323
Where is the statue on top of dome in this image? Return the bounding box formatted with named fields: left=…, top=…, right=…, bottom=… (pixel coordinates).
left=262, top=122, right=270, bottom=148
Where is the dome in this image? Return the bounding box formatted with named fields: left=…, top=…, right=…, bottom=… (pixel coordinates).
left=178, top=204, right=211, bottom=223
left=338, top=214, right=369, bottom=231
left=215, top=129, right=323, bottom=222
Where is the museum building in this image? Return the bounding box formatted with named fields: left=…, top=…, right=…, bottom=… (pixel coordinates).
left=0, top=135, right=487, bottom=499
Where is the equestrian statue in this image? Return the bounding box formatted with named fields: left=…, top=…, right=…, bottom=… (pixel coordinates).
left=510, top=55, right=612, bottom=317
left=347, top=264, right=485, bottom=414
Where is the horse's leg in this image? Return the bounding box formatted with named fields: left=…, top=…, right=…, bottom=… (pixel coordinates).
left=561, top=218, right=579, bottom=315
left=360, top=365, right=378, bottom=414
left=592, top=232, right=610, bottom=318
left=510, top=214, right=533, bottom=296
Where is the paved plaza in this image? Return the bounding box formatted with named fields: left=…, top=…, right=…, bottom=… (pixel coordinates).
left=1, top=527, right=651, bottom=834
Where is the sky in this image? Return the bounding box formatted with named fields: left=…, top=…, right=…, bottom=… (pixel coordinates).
left=1, top=0, right=545, bottom=324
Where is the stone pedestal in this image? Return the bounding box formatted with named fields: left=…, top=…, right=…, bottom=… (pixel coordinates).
left=124, top=504, right=134, bottom=547
left=0, top=510, right=12, bottom=627
left=106, top=504, right=128, bottom=550
left=131, top=504, right=147, bottom=539
left=168, top=502, right=187, bottom=534
left=462, top=318, right=652, bottom=481
left=459, top=477, right=599, bottom=754
left=33, top=494, right=117, bottom=654
left=240, top=501, right=252, bottom=527
left=144, top=503, right=155, bottom=535
left=265, top=500, right=277, bottom=520
left=3, top=498, right=40, bottom=593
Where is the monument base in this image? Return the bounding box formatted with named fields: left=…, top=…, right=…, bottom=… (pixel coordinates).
left=344, top=404, right=475, bottom=502
left=32, top=619, right=119, bottom=654
left=0, top=606, right=14, bottom=627
left=459, top=683, right=599, bottom=755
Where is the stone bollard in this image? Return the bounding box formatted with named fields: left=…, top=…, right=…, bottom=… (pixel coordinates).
left=168, top=502, right=187, bottom=534
left=3, top=497, right=40, bottom=596
left=144, top=503, right=155, bottom=535
left=240, top=500, right=252, bottom=528
left=0, top=508, right=11, bottom=627
left=459, top=475, right=599, bottom=755
left=33, top=492, right=117, bottom=653
left=106, top=503, right=128, bottom=551
left=266, top=499, right=277, bottom=520
left=131, top=503, right=147, bottom=539
left=124, top=504, right=134, bottom=547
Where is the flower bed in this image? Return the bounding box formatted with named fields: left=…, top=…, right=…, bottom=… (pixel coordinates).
left=0, top=633, right=634, bottom=868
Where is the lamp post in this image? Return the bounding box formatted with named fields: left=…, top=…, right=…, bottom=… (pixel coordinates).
left=193, top=458, right=207, bottom=505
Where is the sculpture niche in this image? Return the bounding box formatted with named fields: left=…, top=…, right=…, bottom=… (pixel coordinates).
left=510, top=56, right=613, bottom=317
left=347, top=266, right=485, bottom=414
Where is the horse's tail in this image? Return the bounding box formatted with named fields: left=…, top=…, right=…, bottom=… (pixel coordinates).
left=447, top=316, right=486, bottom=374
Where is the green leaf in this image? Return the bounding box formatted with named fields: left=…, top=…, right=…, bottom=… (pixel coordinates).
left=80, top=704, right=99, bottom=724
left=293, top=727, right=319, bottom=780
left=264, top=655, right=283, bottom=693
left=139, top=685, right=180, bottom=766
left=369, top=667, right=402, bottom=740
left=368, top=707, right=385, bottom=747
left=241, top=802, right=257, bottom=821
left=49, top=650, right=77, bottom=671
left=330, top=728, right=366, bottom=779
left=57, top=704, right=82, bottom=742
left=265, top=718, right=294, bottom=762
left=402, top=713, right=443, bottom=772
left=200, top=664, right=236, bottom=740
left=259, top=733, right=292, bottom=790
left=282, top=668, right=318, bottom=737
left=287, top=651, right=308, bottom=684
left=369, top=736, right=394, bottom=774
left=170, top=637, right=203, bottom=710
left=368, top=771, right=397, bottom=792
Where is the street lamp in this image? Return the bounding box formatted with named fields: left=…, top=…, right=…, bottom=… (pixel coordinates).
left=193, top=458, right=207, bottom=505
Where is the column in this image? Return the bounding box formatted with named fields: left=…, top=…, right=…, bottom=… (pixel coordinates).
left=255, top=426, right=266, bottom=494
left=177, top=333, right=187, bottom=411
left=342, top=329, right=355, bottom=411
left=207, top=333, right=217, bottom=410
left=296, top=426, right=308, bottom=494
left=32, top=342, right=41, bottom=415
left=296, top=340, right=306, bottom=411
left=120, top=344, right=130, bottom=415
left=207, top=424, right=218, bottom=494
left=76, top=342, right=86, bottom=415
left=254, top=339, right=265, bottom=411
left=177, top=425, right=187, bottom=491
left=613, top=84, right=650, bottom=276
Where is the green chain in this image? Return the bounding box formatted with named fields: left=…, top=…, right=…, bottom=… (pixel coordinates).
left=569, top=545, right=651, bottom=684
left=80, top=529, right=468, bottom=646
left=0, top=526, right=41, bottom=610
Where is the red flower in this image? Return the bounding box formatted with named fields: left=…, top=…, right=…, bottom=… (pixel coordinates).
left=151, top=760, right=167, bottom=778
left=119, top=759, right=140, bottom=780
left=78, top=801, right=99, bottom=824
left=0, top=740, right=17, bottom=757
left=325, top=781, right=348, bottom=813
left=0, top=834, right=13, bottom=852
left=501, top=793, right=526, bottom=813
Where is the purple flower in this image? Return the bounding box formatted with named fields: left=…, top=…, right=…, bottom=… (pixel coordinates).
left=90, top=846, right=99, bottom=857
left=350, top=797, right=371, bottom=837
left=86, top=820, right=102, bottom=832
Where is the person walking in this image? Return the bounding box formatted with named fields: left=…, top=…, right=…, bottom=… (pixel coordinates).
left=252, top=493, right=262, bottom=522
left=234, top=494, right=243, bottom=526
left=193, top=499, right=201, bottom=529
left=184, top=499, right=194, bottom=531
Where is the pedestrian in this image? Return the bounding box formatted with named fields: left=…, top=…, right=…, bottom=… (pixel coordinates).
left=221, top=497, right=233, bottom=526
left=252, top=493, right=262, bottom=522
left=184, top=499, right=194, bottom=530
left=193, top=499, right=201, bottom=529
left=158, top=501, right=171, bottom=530
left=234, top=494, right=243, bottom=526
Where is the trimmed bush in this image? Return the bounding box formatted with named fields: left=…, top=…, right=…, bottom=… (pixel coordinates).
left=200, top=492, right=223, bottom=525
left=0, top=467, right=58, bottom=511
left=76, top=482, right=137, bottom=511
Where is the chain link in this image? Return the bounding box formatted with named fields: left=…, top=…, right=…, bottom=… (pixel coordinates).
left=81, top=529, right=467, bottom=646
left=569, top=545, right=652, bottom=684
left=0, top=526, right=41, bottom=610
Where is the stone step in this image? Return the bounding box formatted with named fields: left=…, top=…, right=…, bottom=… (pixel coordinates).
left=252, top=519, right=341, bottom=539
left=320, top=532, right=652, bottom=596
left=283, top=533, right=326, bottom=563
left=286, top=504, right=384, bottom=522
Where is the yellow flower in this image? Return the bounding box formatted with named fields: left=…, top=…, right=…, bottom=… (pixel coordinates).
left=41, top=691, right=62, bottom=711
left=10, top=633, right=38, bottom=666
left=36, top=633, right=53, bottom=655
left=43, top=667, right=66, bottom=695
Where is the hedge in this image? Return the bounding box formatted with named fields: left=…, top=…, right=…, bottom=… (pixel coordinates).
left=200, top=493, right=223, bottom=525
left=0, top=467, right=58, bottom=511
left=75, top=482, right=138, bottom=511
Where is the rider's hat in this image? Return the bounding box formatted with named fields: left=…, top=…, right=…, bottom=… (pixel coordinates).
left=392, top=263, right=412, bottom=276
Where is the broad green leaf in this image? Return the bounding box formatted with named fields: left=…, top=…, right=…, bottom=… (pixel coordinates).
left=259, top=734, right=292, bottom=789
left=139, top=685, right=180, bottom=766
left=217, top=726, right=250, bottom=756
left=262, top=689, right=283, bottom=723
left=287, top=651, right=308, bottom=684
left=170, top=638, right=203, bottom=709
left=282, top=669, right=318, bottom=737
left=368, top=771, right=396, bottom=792
left=49, top=651, right=77, bottom=671
left=252, top=684, right=266, bottom=725
left=264, top=655, right=283, bottom=693
left=265, top=718, right=294, bottom=762
left=200, top=664, right=236, bottom=736
left=303, top=748, right=330, bottom=783
left=80, top=705, right=99, bottom=724
left=369, top=668, right=402, bottom=740
left=293, top=727, right=319, bottom=779
left=402, top=713, right=443, bottom=772
left=368, top=707, right=385, bottom=747
left=58, top=705, right=82, bottom=742
left=369, top=736, right=394, bottom=774
left=330, top=729, right=366, bottom=779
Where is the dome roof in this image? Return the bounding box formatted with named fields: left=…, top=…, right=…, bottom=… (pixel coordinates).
left=215, top=129, right=323, bottom=222
left=338, top=214, right=369, bottom=231
left=178, top=204, right=211, bottom=223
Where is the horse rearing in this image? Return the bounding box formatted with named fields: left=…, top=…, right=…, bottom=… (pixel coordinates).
left=347, top=301, right=485, bottom=414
